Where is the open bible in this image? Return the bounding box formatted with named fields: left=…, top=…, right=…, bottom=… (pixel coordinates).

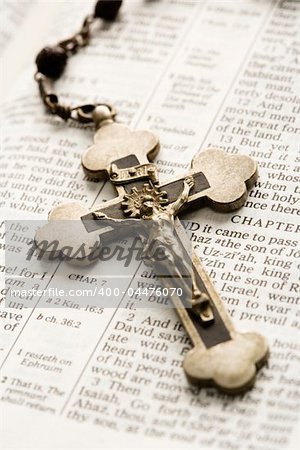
left=1, top=0, right=299, bottom=448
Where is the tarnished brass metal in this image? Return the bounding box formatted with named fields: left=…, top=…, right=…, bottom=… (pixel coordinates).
left=122, top=183, right=168, bottom=218
left=122, top=176, right=210, bottom=308
left=170, top=218, right=268, bottom=393
left=34, top=0, right=269, bottom=394
left=81, top=122, right=160, bottom=180
left=109, top=162, right=158, bottom=184
left=35, top=125, right=269, bottom=393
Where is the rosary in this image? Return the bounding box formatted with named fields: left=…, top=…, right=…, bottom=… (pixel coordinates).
left=34, top=0, right=269, bottom=394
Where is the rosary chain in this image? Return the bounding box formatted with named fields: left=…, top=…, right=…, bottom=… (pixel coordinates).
left=35, top=1, right=122, bottom=124
left=58, top=15, right=94, bottom=55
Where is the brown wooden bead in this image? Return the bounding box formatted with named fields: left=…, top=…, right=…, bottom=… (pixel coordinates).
left=94, top=0, right=122, bottom=21
left=35, top=46, right=67, bottom=79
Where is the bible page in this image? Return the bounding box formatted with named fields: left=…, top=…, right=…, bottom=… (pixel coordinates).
left=1, top=1, right=299, bottom=449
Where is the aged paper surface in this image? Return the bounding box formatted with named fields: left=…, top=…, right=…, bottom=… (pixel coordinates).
left=1, top=1, right=299, bottom=449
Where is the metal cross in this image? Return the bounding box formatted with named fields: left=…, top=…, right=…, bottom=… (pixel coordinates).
left=35, top=107, right=269, bottom=394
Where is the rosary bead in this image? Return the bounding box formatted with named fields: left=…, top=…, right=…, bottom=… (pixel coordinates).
left=35, top=46, right=67, bottom=79
left=94, top=0, right=122, bottom=21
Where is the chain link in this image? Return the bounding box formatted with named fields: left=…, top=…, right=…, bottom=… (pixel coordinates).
left=35, top=11, right=117, bottom=124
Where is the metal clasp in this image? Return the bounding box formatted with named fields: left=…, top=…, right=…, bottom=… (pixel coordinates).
left=70, top=103, right=117, bottom=124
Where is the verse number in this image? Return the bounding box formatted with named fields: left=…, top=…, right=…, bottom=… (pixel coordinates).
left=61, top=318, right=81, bottom=328
left=220, top=134, right=233, bottom=144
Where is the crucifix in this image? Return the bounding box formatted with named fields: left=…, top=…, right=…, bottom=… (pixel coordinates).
left=35, top=106, right=269, bottom=394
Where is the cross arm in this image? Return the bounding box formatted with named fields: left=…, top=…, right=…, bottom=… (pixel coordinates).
left=81, top=170, right=210, bottom=232
left=82, top=148, right=257, bottom=233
